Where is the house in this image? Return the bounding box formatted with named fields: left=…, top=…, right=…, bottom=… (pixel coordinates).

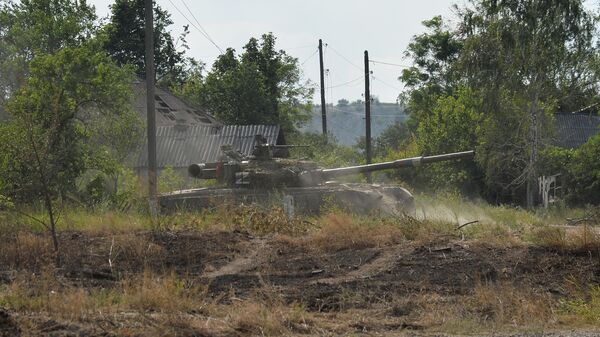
left=132, top=79, right=288, bottom=182
left=132, top=78, right=220, bottom=127
left=552, top=112, right=600, bottom=149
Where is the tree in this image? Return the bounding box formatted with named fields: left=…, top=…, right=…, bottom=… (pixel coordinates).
left=400, top=15, right=462, bottom=128
left=337, top=98, right=349, bottom=107
left=400, top=0, right=600, bottom=205
left=0, top=0, right=96, bottom=105
left=456, top=0, right=599, bottom=206
left=103, top=0, right=194, bottom=86
left=0, top=44, right=137, bottom=265
left=177, top=33, right=313, bottom=131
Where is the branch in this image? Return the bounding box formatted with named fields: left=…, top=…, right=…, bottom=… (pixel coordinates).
left=12, top=208, right=49, bottom=230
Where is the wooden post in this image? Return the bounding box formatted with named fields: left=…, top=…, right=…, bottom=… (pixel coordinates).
left=319, top=39, right=327, bottom=138
left=145, top=0, right=158, bottom=216
left=364, top=50, right=372, bottom=183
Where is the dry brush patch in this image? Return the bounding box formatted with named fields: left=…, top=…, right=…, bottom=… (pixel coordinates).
left=3, top=204, right=600, bottom=335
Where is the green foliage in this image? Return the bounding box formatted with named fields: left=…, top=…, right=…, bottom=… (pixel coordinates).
left=354, top=121, right=412, bottom=159
left=0, top=0, right=97, bottom=104
left=0, top=42, right=137, bottom=214
left=158, top=167, right=185, bottom=193
left=0, top=194, right=13, bottom=211
left=287, top=132, right=362, bottom=168
left=536, top=134, right=600, bottom=205
left=400, top=15, right=461, bottom=124
left=177, top=33, right=313, bottom=132
left=568, top=133, right=600, bottom=204
left=561, top=285, right=600, bottom=322
left=102, top=0, right=195, bottom=86
left=401, top=0, right=600, bottom=204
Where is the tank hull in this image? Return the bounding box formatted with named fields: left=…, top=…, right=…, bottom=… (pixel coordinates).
left=159, top=183, right=415, bottom=216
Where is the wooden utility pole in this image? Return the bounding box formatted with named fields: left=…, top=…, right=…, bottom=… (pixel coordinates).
left=145, top=0, right=158, bottom=215
left=364, top=50, right=372, bottom=182
left=318, top=39, right=327, bottom=138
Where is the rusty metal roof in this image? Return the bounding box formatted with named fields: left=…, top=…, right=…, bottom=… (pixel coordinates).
left=553, top=113, right=600, bottom=149
left=136, top=124, right=282, bottom=168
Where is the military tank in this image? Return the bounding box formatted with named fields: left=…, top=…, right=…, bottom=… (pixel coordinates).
left=159, top=135, right=474, bottom=215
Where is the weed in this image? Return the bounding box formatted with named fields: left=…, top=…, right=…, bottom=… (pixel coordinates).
left=560, top=285, right=600, bottom=323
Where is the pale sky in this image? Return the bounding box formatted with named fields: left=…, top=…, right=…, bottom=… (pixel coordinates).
left=88, top=0, right=463, bottom=103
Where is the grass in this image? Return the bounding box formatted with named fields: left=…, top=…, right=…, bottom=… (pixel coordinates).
left=1, top=195, right=599, bottom=335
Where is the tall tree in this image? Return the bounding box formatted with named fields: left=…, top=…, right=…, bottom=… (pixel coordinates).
left=0, top=0, right=96, bottom=104
left=400, top=0, right=600, bottom=205
left=457, top=0, right=600, bottom=206
left=0, top=44, right=137, bottom=265
left=177, top=33, right=313, bottom=131
left=103, top=0, right=193, bottom=86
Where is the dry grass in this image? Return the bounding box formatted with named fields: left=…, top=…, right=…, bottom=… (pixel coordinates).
left=304, top=212, right=404, bottom=252
left=2, top=200, right=600, bottom=335
left=0, top=270, right=325, bottom=336
left=227, top=297, right=315, bottom=336
left=223, top=204, right=313, bottom=236
left=0, top=232, right=53, bottom=270
left=529, top=224, right=600, bottom=253
left=410, top=282, right=556, bottom=333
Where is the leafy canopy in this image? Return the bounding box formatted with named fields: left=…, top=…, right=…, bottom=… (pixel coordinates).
left=177, top=33, right=313, bottom=132
left=399, top=0, right=600, bottom=203
left=103, top=0, right=196, bottom=86
left=0, top=0, right=96, bottom=104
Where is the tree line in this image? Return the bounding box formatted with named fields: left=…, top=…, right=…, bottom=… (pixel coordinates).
left=380, top=0, right=600, bottom=207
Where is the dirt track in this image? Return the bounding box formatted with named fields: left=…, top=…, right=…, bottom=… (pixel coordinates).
left=2, top=230, right=600, bottom=336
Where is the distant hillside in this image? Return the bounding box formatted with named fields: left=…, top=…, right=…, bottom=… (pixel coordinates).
left=301, top=101, right=408, bottom=146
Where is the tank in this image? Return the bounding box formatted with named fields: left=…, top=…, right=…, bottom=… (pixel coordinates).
left=159, top=135, right=474, bottom=215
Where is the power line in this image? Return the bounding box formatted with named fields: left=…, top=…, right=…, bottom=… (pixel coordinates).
left=165, top=0, right=223, bottom=54
left=327, top=45, right=363, bottom=73
left=318, top=76, right=362, bottom=89
left=372, top=75, right=401, bottom=91
left=179, top=0, right=224, bottom=53
left=300, top=48, right=319, bottom=66
left=369, top=60, right=411, bottom=68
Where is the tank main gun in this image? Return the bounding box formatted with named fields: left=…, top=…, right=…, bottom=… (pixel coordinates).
left=319, top=151, right=474, bottom=180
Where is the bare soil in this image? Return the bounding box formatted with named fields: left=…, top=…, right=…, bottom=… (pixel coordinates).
left=1, top=230, right=600, bottom=336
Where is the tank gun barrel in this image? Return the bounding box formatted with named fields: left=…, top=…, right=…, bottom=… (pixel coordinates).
left=319, top=150, right=475, bottom=180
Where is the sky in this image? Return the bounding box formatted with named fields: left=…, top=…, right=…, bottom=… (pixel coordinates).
left=88, top=0, right=463, bottom=103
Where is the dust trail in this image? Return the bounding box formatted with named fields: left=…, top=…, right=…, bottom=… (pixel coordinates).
left=414, top=196, right=495, bottom=225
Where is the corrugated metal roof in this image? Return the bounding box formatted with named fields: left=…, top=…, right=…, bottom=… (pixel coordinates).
left=553, top=113, right=600, bottom=149
left=136, top=124, right=282, bottom=168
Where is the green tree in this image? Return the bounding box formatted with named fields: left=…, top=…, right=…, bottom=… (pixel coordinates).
left=0, top=0, right=96, bottom=104
left=456, top=0, right=599, bottom=206
left=567, top=133, right=600, bottom=205
left=400, top=15, right=462, bottom=128
left=103, top=0, right=194, bottom=86
left=178, top=33, right=313, bottom=131
left=0, top=44, right=137, bottom=265
left=400, top=0, right=600, bottom=205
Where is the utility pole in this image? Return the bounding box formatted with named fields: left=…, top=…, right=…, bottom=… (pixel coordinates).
left=145, top=0, right=157, bottom=216
left=364, top=50, right=372, bottom=183
left=318, top=39, right=327, bottom=138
